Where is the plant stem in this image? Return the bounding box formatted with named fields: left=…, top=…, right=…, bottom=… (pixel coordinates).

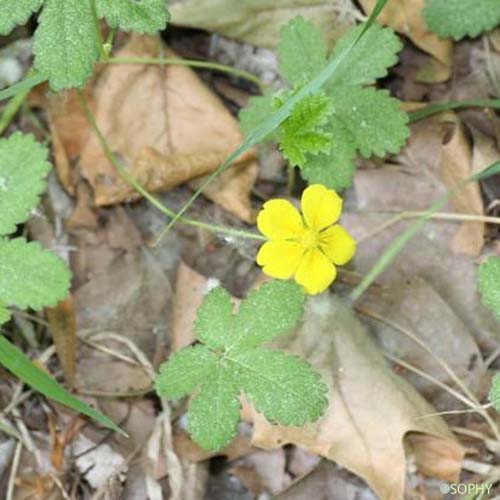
left=90, top=0, right=107, bottom=61
left=76, top=90, right=265, bottom=243
left=106, top=56, right=267, bottom=92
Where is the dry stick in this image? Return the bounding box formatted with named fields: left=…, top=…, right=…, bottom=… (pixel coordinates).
left=358, top=305, right=500, bottom=442
left=6, top=441, right=22, bottom=500
left=76, top=90, right=265, bottom=243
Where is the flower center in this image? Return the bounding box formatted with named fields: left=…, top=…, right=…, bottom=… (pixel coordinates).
left=301, top=228, right=319, bottom=250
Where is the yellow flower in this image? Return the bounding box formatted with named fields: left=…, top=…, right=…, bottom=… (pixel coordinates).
left=256, top=184, right=356, bottom=295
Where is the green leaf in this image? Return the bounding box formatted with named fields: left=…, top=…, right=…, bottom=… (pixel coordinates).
left=301, top=121, right=357, bottom=190
left=234, top=347, right=328, bottom=426
left=0, top=0, right=43, bottom=35
left=233, top=281, right=305, bottom=349
left=0, top=301, right=10, bottom=326
left=0, top=335, right=125, bottom=435
left=329, top=23, right=402, bottom=87
left=280, top=92, right=334, bottom=167
left=156, top=280, right=327, bottom=451
left=0, top=133, right=52, bottom=236
left=477, top=257, right=500, bottom=319
left=194, top=287, right=234, bottom=350
left=155, top=345, right=218, bottom=399
left=239, top=95, right=276, bottom=141
left=329, top=86, right=409, bottom=158
left=277, top=16, right=327, bottom=87
left=96, top=0, right=170, bottom=34
left=0, top=238, right=71, bottom=310
left=425, top=0, right=500, bottom=40
left=187, top=368, right=241, bottom=451
left=34, top=0, right=100, bottom=90
left=489, top=372, right=500, bottom=412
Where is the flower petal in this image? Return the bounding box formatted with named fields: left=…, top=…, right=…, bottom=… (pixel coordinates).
left=301, top=184, right=343, bottom=231
left=257, top=199, right=304, bottom=240
left=294, top=249, right=337, bottom=295
left=257, top=241, right=305, bottom=279
left=320, top=225, right=356, bottom=265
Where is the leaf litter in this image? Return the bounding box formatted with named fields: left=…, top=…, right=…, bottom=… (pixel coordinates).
left=2, top=1, right=500, bottom=498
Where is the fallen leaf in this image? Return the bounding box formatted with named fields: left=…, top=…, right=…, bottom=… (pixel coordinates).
left=440, top=118, right=485, bottom=256
left=46, top=296, right=77, bottom=389
left=45, top=34, right=258, bottom=222
left=359, top=0, right=452, bottom=82
left=250, top=296, right=464, bottom=500
left=357, top=276, right=485, bottom=409
left=170, top=0, right=359, bottom=48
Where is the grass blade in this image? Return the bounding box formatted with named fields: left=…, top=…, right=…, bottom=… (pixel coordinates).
left=0, top=334, right=126, bottom=436
left=0, top=73, right=46, bottom=102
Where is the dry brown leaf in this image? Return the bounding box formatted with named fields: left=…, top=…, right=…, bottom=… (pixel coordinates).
left=441, top=118, right=485, bottom=256
left=249, top=296, right=464, bottom=500
left=171, top=262, right=211, bottom=352
left=359, top=0, right=452, bottom=82
left=169, top=0, right=358, bottom=48
left=46, top=296, right=77, bottom=389
left=79, top=34, right=257, bottom=221
left=44, top=35, right=257, bottom=222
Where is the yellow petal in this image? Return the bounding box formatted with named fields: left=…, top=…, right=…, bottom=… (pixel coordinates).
left=301, top=184, right=343, bottom=231
left=320, top=225, right=356, bottom=265
left=294, top=249, right=337, bottom=295
left=257, top=241, right=305, bottom=279
left=257, top=199, right=304, bottom=240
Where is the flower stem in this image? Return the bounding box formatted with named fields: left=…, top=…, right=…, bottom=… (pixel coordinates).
left=105, top=56, right=267, bottom=92
left=76, top=90, right=264, bottom=243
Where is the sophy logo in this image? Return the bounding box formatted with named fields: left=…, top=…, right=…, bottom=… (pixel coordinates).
left=440, top=482, right=492, bottom=496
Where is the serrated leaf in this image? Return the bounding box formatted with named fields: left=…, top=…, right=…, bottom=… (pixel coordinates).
left=477, top=257, right=500, bottom=319
left=277, top=16, right=327, bottom=87
left=233, top=347, right=328, bottom=426
left=0, top=133, right=51, bottom=236
left=425, top=0, right=500, bottom=40
left=233, top=281, right=305, bottom=349
left=155, top=345, right=218, bottom=399
left=280, top=92, right=334, bottom=167
left=489, top=372, right=500, bottom=412
left=0, top=238, right=71, bottom=310
left=194, top=287, right=234, bottom=350
left=329, top=23, right=402, bottom=87
left=329, top=86, right=409, bottom=158
left=187, top=368, right=241, bottom=451
left=96, top=0, right=170, bottom=34
left=239, top=95, right=276, bottom=141
left=301, top=121, right=357, bottom=190
left=34, top=0, right=99, bottom=90
left=0, top=0, right=43, bottom=35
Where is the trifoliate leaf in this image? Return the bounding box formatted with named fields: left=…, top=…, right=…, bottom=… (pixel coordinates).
left=234, top=347, right=328, bottom=426
left=187, top=368, right=241, bottom=451
left=329, top=86, right=409, bottom=158
left=277, top=16, right=327, bottom=87
left=155, top=345, right=218, bottom=399
left=34, top=0, right=100, bottom=90
left=301, top=121, right=357, bottom=190
left=96, top=0, right=170, bottom=34
left=0, top=300, right=10, bottom=326
left=280, top=92, right=334, bottom=167
left=477, top=257, right=500, bottom=319
left=239, top=95, right=276, bottom=142
left=0, top=0, right=43, bottom=35
left=233, top=281, right=305, bottom=349
left=0, top=238, right=71, bottom=310
left=155, top=281, right=327, bottom=451
left=0, top=133, right=52, bottom=237
left=329, top=23, right=402, bottom=87
left=489, top=372, right=500, bottom=412
left=425, top=0, right=500, bottom=40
